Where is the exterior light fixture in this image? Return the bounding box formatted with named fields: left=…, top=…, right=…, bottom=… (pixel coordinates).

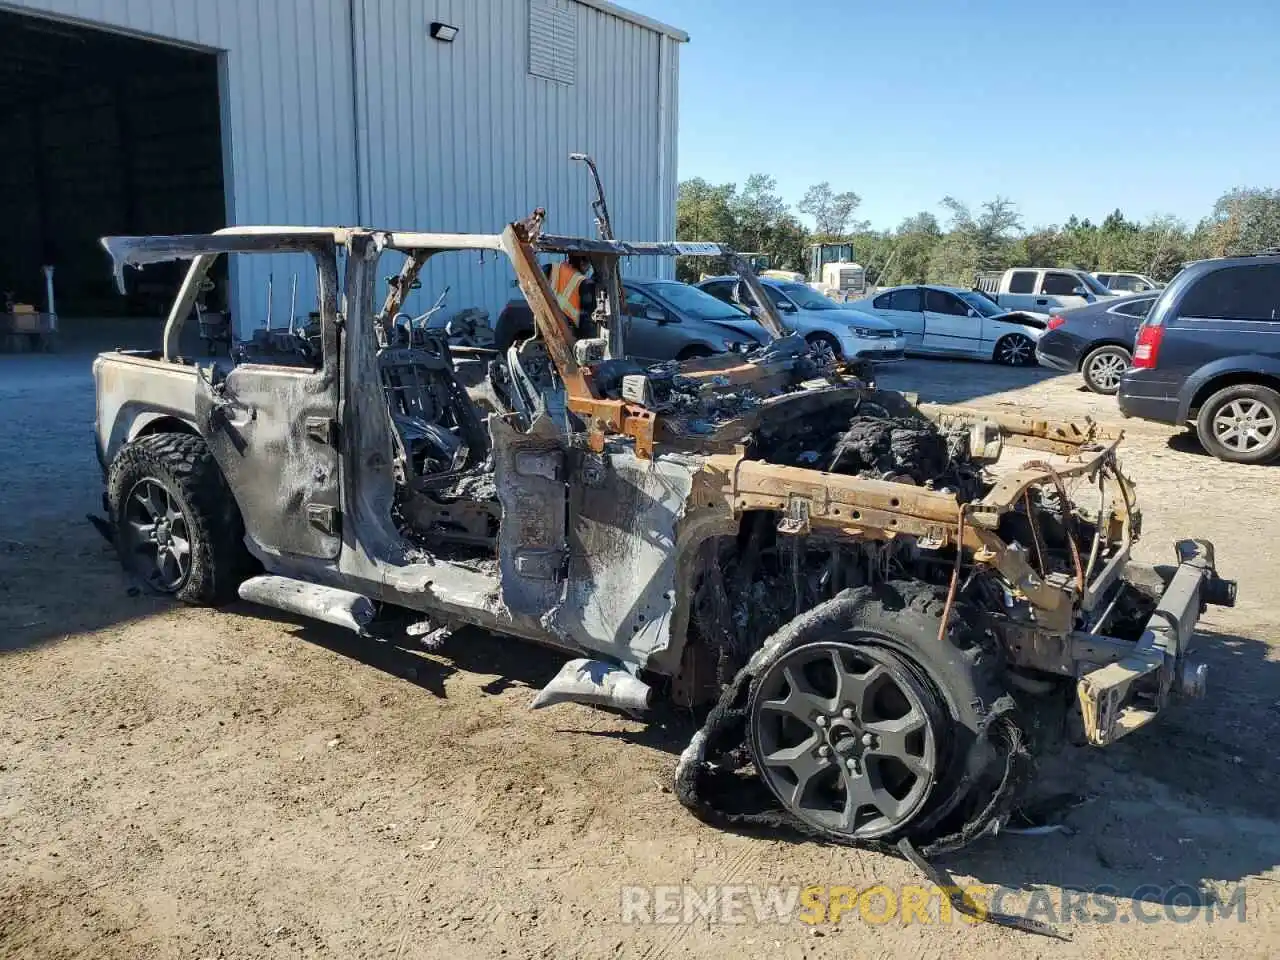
left=429, top=21, right=458, bottom=42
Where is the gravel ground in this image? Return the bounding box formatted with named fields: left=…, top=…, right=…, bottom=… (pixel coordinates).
left=2, top=347, right=1278, bottom=959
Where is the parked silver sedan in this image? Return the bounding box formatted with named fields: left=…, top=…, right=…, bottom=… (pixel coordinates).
left=852, top=284, right=1048, bottom=365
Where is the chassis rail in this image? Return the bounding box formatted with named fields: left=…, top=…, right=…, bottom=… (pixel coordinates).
left=1077, top=539, right=1236, bottom=745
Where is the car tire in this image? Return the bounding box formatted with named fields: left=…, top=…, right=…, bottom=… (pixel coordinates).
left=676, top=345, right=715, bottom=361
left=746, top=580, right=1011, bottom=846
left=1194, top=383, right=1280, bottom=465
left=1080, top=344, right=1131, bottom=395
left=107, top=432, right=249, bottom=604
left=993, top=333, right=1036, bottom=366
left=805, top=332, right=842, bottom=364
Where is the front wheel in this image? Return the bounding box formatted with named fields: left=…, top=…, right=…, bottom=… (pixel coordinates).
left=805, top=332, right=842, bottom=366
left=676, top=345, right=715, bottom=362
left=993, top=333, right=1036, bottom=366
left=1195, top=383, right=1280, bottom=464
left=746, top=581, right=1010, bottom=845
left=1080, top=344, right=1131, bottom=394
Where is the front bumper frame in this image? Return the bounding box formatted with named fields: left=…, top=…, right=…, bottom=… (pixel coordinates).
left=1076, top=539, right=1235, bottom=746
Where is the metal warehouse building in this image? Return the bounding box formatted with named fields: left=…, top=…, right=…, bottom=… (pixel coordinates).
left=0, top=0, right=684, bottom=334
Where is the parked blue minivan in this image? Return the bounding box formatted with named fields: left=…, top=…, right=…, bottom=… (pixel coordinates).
left=1117, top=254, right=1280, bottom=463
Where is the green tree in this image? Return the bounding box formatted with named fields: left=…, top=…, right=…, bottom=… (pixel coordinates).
left=731, top=174, right=790, bottom=253
left=798, top=182, right=862, bottom=238
left=1200, top=187, right=1280, bottom=256
left=938, top=195, right=1022, bottom=275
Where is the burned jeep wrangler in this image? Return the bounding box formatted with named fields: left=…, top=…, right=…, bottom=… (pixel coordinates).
left=92, top=215, right=1235, bottom=852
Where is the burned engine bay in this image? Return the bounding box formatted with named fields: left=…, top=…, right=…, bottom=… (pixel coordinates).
left=373, top=327, right=1149, bottom=698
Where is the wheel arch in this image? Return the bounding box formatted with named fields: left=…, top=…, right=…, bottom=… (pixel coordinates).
left=804, top=328, right=844, bottom=357
left=130, top=412, right=202, bottom=442
left=1177, top=360, right=1280, bottom=422
left=1077, top=339, right=1132, bottom=371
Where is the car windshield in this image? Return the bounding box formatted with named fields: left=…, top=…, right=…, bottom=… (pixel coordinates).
left=1078, top=272, right=1114, bottom=297
left=777, top=283, right=840, bottom=310
left=644, top=281, right=749, bottom=321
left=956, top=290, right=1005, bottom=317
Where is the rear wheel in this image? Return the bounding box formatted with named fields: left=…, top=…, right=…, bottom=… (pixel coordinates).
left=1080, top=344, right=1131, bottom=394
left=747, top=581, right=1008, bottom=844
left=993, top=333, right=1036, bottom=366
left=107, top=432, right=248, bottom=604
left=1195, top=383, right=1280, bottom=464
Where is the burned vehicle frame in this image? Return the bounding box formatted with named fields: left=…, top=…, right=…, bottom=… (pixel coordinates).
left=93, top=216, right=1235, bottom=853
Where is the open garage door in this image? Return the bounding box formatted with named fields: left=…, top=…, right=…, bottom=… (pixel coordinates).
left=0, top=10, right=225, bottom=327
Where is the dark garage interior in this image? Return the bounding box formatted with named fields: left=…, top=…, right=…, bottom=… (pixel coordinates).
left=0, top=10, right=225, bottom=319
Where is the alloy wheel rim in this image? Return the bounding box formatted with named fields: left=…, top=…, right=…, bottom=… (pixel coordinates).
left=121, top=478, right=192, bottom=592
left=810, top=339, right=838, bottom=367
left=1089, top=353, right=1127, bottom=389
left=750, top=641, right=940, bottom=839
left=1213, top=399, right=1277, bottom=453
left=1001, top=337, right=1030, bottom=364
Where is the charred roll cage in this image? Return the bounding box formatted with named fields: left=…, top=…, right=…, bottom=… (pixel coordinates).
left=99, top=213, right=1234, bottom=855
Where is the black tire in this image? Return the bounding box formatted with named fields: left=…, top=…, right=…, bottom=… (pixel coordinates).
left=107, top=432, right=248, bottom=604
left=1080, top=344, right=1131, bottom=394
left=676, top=345, right=715, bottom=361
left=746, top=580, right=1008, bottom=845
left=993, top=333, right=1036, bottom=366
left=805, top=332, right=843, bottom=362
left=1194, top=383, right=1280, bottom=464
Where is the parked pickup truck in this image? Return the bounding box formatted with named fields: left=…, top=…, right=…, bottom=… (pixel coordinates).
left=975, top=267, right=1117, bottom=313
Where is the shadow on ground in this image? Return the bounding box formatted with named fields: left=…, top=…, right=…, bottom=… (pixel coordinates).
left=877, top=357, right=1062, bottom=406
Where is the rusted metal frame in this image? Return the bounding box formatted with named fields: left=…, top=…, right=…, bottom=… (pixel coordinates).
left=1080, top=462, right=1137, bottom=612
left=1076, top=541, right=1213, bottom=745
left=533, top=235, right=789, bottom=341
left=376, top=249, right=431, bottom=340
left=572, top=401, right=656, bottom=457
left=726, top=253, right=788, bottom=340
left=974, top=435, right=1122, bottom=514
left=917, top=402, right=1117, bottom=450
left=966, top=526, right=1070, bottom=615
left=590, top=253, right=627, bottom=358
left=534, top=235, right=727, bottom=257
left=499, top=221, right=596, bottom=399
left=715, top=456, right=1071, bottom=614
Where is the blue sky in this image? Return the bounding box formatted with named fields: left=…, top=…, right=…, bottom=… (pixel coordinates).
left=629, top=0, right=1280, bottom=231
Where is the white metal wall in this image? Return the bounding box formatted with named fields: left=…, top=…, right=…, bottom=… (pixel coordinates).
left=3, top=0, right=681, bottom=327
left=2, top=0, right=360, bottom=326
left=353, top=0, right=682, bottom=321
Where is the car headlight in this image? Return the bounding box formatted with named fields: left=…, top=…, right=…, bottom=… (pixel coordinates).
left=850, top=327, right=876, bottom=338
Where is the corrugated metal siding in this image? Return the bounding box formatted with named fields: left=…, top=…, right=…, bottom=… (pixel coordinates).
left=353, top=0, right=679, bottom=321
left=5, top=0, right=359, bottom=326
left=7, top=0, right=680, bottom=327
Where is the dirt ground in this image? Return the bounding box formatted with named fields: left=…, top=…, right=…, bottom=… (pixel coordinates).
left=2, top=344, right=1279, bottom=959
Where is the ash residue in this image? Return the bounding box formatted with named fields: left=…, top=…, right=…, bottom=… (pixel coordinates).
left=759, top=412, right=989, bottom=501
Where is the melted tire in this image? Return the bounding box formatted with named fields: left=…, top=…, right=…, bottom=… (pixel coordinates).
left=107, top=432, right=248, bottom=605
left=745, top=580, right=1012, bottom=846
